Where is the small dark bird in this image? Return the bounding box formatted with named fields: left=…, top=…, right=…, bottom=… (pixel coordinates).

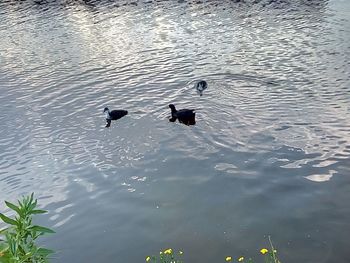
left=195, top=80, right=208, bottom=96
left=103, top=107, right=128, bottom=127
left=169, top=104, right=196, bottom=125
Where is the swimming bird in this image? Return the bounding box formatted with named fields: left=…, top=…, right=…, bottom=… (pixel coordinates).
left=104, top=107, right=128, bottom=127
left=195, top=80, right=208, bottom=96
left=169, top=104, right=196, bottom=125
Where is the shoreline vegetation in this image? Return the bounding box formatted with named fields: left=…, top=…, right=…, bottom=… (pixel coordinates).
left=0, top=194, right=55, bottom=263
left=146, top=236, right=282, bottom=263
left=1, top=195, right=283, bottom=263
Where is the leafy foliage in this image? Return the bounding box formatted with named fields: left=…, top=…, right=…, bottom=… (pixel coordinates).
left=146, top=237, right=282, bottom=263
left=145, top=248, right=183, bottom=263
left=0, top=193, right=54, bottom=263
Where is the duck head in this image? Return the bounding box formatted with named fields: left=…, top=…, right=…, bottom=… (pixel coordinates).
left=169, top=104, right=177, bottom=113
left=195, top=80, right=207, bottom=96
left=103, top=107, right=110, bottom=119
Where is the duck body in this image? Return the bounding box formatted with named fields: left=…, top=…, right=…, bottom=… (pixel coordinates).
left=169, top=104, right=196, bottom=125
left=104, top=107, right=128, bottom=127
left=195, top=80, right=208, bottom=96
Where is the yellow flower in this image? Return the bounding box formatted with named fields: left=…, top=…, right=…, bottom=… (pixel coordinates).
left=238, top=256, right=244, bottom=261
left=260, top=248, right=269, bottom=255
left=164, top=248, right=172, bottom=254
left=179, top=251, right=184, bottom=255
left=145, top=256, right=151, bottom=262
left=225, top=256, right=232, bottom=261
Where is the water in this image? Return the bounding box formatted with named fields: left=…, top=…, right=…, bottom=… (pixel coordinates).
left=0, top=0, right=350, bottom=262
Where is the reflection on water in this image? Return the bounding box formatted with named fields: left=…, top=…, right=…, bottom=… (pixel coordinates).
left=0, top=0, right=350, bottom=262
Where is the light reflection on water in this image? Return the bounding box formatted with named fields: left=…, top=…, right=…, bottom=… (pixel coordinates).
left=0, top=0, right=350, bottom=262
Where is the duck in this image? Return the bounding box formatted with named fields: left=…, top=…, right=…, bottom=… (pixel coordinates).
left=169, top=104, right=196, bottom=125
left=195, top=80, right=208, bottom=96
left=103, top=107, right=128, bottom=127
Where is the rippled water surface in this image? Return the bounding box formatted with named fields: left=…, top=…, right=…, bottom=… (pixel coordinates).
left=1, top=0, right=350, bottom=262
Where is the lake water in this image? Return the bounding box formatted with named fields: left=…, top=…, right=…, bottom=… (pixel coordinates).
left=0, top=0, right=350, bottom=262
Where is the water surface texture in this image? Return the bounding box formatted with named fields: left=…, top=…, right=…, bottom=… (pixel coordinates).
left=1, top=0, right=350, bottom=262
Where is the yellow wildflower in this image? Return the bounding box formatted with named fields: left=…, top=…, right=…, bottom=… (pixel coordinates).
left=260, top=248, right=268, bottom=255
left=225, top=256, right=232, bottom=261
left=164, top=248, right=172, bottom=254
left=179, top=251, right=184, bottom=255
left=238, top=256, right=244, bottom=261
left=145, top=256, right=151, bottom=262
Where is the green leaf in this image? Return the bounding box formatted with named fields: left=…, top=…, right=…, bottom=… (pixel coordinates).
left=29, top=194, right=35, bottom=208
left=29, top=210, right=47, bottom=215
left=0, top=228, right=8, bottom=235
left=17, top=245, right=26, bottom=255
left=0, top=241, right=8, bottom=251
left=36, top=248, right=54, bottom=256
left=0, top=214, right=17, bottom=226
left=4, top=202, right=21, bottom=217
left=29, top=226, right=55, bottom=234
left=0, top=249, right=11, bottom=263
left=17, top=199, right=24, bottom=210
left=8, top=237, right=17, bottom=255
left=29, top=199, right=37, bottom=212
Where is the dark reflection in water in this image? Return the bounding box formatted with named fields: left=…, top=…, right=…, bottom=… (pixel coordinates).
left=0, top=0, right=350, bottom=263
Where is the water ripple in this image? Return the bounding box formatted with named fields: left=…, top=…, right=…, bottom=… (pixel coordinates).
left=0, top=1, right=350, bottom=262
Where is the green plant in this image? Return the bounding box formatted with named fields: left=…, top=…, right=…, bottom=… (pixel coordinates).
left=0, top=193, right=55, bottom=263
left=224, top=236, right=282, bottom=263
left=261, top=236, right=282, bottom=263
left=146, top=237, right=282, bottom=263
left=145, top=248, right=183, bottom=263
